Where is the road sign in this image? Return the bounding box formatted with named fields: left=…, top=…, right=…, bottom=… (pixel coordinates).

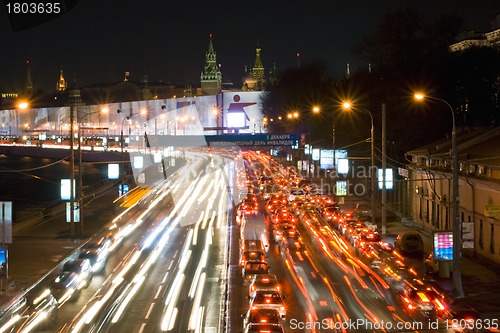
left=484, top=206, right=500, bottom=217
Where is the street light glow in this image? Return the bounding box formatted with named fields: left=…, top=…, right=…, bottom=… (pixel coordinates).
left=412, top=91, right=464, bottom=299
left=312, top=106, right=320, bottom=113
left=342, top=101, right=352, bottom=110
left=414, top=93, right=425, bottom=100
left=18, top=102, right=29, bottom=109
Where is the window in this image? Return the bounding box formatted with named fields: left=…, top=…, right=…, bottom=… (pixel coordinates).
left=468, top=164, right=476, bottom=174
left=479, top=220, right=484, bottom=249
left=489, top=223, right=494, bottom=254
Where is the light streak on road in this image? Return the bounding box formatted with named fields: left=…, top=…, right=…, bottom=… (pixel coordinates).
left=343, top=275, right=379, bottom=324
left=18, top=311, right=47, bottom=333
left=160, top=273, right=185, bottom=331
left=111, top=274, right=146, bottom=323
left=0, top=314, right=21, bottom=333
left=188, top=272, right=206, bottom=330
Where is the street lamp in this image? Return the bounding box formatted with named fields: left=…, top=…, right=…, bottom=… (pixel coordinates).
left=117, top=109, right=146, bottom=195
left=77, top=108, right=108, bottom=236
left=342, top=101, right=376, bottom=227
left=414, top=93, right=464, bottom=299
left=16, top=101, right=29, bottom=138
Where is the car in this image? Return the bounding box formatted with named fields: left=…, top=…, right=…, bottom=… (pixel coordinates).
left=78, top=238, right=111, bottom=274
left=272, top=208, right=295, bottom=224
left=401, top=280, right=448, bottom=317
left=240, top=250, right=266, bottom=267
left=22, top=290, right=59, bottom=330
left=50, top=271, right=81, bottom=305
left=241, top=240, right=266, bottom=253
left=242, top=261, right=269, bottom=277
left=322, top=206, right=340, bottom=223
left=394, top=232, right=424, bottom=255
left=249, top=273, right=278, bottom=286
left=248, top=291, right=286, bottom=319
left=243, top=323, right=286, bottom=333
left=248, top=276, right=282, bottom=296
left=354, top=203, right=372, bottom=220
left=62, top=258, right=93, bottom=289
left=274, top=223, right=297, bottom=241
left=242, top=308, right=283, bottom=328
left=238, top=200, right=259, bottom=215
left=288, top=187, right=306, bottom=202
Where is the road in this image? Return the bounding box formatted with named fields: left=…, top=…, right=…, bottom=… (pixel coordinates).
left=0, top=150, right=461, bottom=333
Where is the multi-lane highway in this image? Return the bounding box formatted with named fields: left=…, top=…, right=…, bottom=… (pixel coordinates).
left=0, top=149, right=460, bottom=333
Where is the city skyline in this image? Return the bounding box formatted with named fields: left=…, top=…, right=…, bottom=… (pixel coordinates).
left=1, top=0, right=499, bottom=93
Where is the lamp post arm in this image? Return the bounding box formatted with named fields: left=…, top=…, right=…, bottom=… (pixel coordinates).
left=421, top=95, right=463, bottom=298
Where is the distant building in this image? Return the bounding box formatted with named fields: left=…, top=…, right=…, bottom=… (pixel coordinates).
left=406, top=127, right=500, bottom=266
left=23, top=60, right=33, bottom=98
left=242, top=44, right=266, bottom=92
left=450, top=14, right=500, bottom=52
left=79, top=71, right=201, bottom=105
left=55, top=68, right=67, bottom=93
left=200, top=34, right=222, bottom=95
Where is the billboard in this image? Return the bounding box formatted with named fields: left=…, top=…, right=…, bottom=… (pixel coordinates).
left=222, top=92, right=263, bottom=133
left=378, top=168, right=393, bottom=190
left=108, top=164, right=119, bottom=180
left=433, top=231, right=453, bottom=261
left=320, top=149, right=334, bottom=169
left=0, top=202, right=13, bottom=244
left=61, top=179, right=76, bottom=200
left=0, top=247, right=7, bottom=279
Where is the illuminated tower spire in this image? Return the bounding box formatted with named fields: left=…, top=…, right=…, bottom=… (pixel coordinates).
left=250, top=43, right=265, bottom=91
left=56, top=68, right=67, bottom=92
left=24, top=60, right=33, bottom=95
left=200, top=33, right=222, bottom=95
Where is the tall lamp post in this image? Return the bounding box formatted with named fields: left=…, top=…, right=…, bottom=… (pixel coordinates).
left=117, top=109, right=147, bottom=195
left=16, top=102, right=29, bottom=138
left=342, top=102, right=376, bottom=227
left=77, top=107, right=108, bottom=236
left=414, top=93, right=464, bottom=299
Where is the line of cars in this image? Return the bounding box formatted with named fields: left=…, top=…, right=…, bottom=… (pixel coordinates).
left=239, top=216, right=287, bottom=333
left=236, top=156, right=289, bottom=333
left=324, top=202, right=454, bottom=321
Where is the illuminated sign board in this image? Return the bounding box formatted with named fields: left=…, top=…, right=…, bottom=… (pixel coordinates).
left=338, top=158, right=349, bottom=174
left=134, top=156, right=144, bottom=169
left=108, top=164, right=119, bottom=179
left=312, top=149, right=320, bottom=161
left=61, top=179, right=76, bottom=200
left=227, top=112, right=246, bottom=128
left=66, top=202, right=80, bottom=223
left=433, top=231, right=453, bottom=261
left=0, top=247, right=7, bottom=279
left=336, top=181, right=347, bottom=196
left=0, top=202, right=12, bottom=244
left=320, top=149, right=333, bottom=169
left=378, top=168, right=393, bottom=190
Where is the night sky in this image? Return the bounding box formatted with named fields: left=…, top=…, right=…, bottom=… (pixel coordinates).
left=1, top=0, right=499, bottom=93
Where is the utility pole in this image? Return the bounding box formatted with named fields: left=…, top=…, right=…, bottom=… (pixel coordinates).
left=381, top=103, right=387, bottom=235
left=69, top=104, right=75, bottom=238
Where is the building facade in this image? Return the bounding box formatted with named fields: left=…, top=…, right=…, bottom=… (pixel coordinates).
left=405, top=127, right=500, bottom=266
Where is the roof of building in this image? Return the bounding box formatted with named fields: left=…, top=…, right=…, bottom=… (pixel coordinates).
left=407, top=126, right=500, bottom=167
